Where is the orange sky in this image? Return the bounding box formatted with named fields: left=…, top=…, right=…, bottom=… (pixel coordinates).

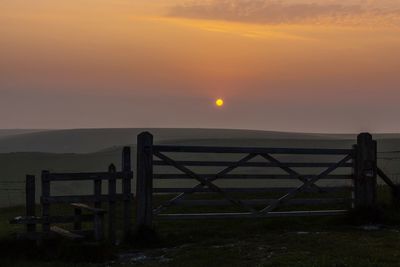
left=1, top=0, right=400, bottom=132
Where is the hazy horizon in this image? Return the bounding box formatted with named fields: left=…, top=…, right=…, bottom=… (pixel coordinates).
left=1, top=0, right=400, bottom=132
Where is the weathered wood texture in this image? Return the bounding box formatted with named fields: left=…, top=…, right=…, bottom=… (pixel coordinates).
left=108, top=164, right=117, bottom=244
left=48, top=171, right=133, bottom=181
left=153, top=174, right=351, bottom=180
left=136, top=132, right=154, bottom=229
left=353, top=133, right=377, bottom=209
left=41, top=171, right=50, bottom=233
left=25, top=175, right=36, bottom=233
left=157, top=210, right=348, bottom=220
left=173, top=198, right=352, bottom=206
left=122, top=146, right=132, bottom=238
left=153, top=161, right=353, bottom=168
left=153, top=186, right=351, bottom=193
left=153, top=145, right=352, bottom=155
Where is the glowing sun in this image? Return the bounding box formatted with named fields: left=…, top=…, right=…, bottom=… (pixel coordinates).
left=215, top=98, right=224, bottom=107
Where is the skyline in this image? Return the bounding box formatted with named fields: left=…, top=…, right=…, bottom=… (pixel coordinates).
left=1, top=0, right=400, bottom=133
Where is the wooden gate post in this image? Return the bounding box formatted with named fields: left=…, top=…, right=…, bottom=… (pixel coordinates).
left=41, top=171, right=50, bottom=233
left=136, top=132, right=153, bottom=230
left=122, top=146, right=132, bottom=239
left=354, top=133, right=377, bottom=209
left=26, top=175, right=36, bottom=234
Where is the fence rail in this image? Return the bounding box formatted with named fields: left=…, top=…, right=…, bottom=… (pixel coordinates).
left=11, top=147, right=133, bottom=243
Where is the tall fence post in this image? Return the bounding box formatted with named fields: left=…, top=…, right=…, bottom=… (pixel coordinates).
left=136, top=132, right=153, bottom=230
left=93, top=177, right=103, bottom=240
left=108, top=164, right=117, bottom=244
left=122, top=146, right=132, bottom=239
left=26, top=175, right=36, bottom=234
left=41, top=171, right=50, bottom=233
left=354, top=133, right=377, bottom=210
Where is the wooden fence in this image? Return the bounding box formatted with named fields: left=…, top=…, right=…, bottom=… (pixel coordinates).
left=11, top=147, right=133, bottom=243
left=136, top=132, right=378, bottom=229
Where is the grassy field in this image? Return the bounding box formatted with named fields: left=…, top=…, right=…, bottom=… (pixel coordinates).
left=1, top=189, right=400, bottom=267
left=1, top=128, right=400, bottom=266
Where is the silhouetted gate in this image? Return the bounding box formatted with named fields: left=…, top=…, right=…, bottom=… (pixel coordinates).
left=136, top=132, right=377, bottom=229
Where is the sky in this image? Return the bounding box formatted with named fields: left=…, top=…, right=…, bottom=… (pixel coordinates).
left=1, top=0, right=400, bottom=133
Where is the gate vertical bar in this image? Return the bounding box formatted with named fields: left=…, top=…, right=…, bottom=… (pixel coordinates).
left=136, top=132, right=154, bottom=230
left=41, top=171, right=50, bottom=233
left=94, top=177, right=103, bottom=240
left=26, top=175, right=36, bottom=234
left=354, top=133, right=377, bottom=209
left=108, top=164, right=117, bottom=244
left=122, top=146, right=132, bottom=239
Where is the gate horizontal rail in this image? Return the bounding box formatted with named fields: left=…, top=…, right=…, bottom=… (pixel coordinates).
left=153, top=145, right=352, bottom=155
left=154, top=174, right=352, bottom=180
left=153, top=161, right=353, bottom=167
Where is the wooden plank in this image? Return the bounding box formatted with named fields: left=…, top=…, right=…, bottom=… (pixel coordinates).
left=70, top=203, right=106, bottom=214
left=136, top=132, right=154, bottom=229
left=153, top=174, right=352, bottom=180
left=73, top=207, right=82, bottom=231
left=48, top=171, right=133, bottom=181
left=377, top=168, right=396, bottom=189
left=153, top=186, right=351, bottom=193
left=10, top=215, right=94, bottom=224
left=93, top=178, right=103, bottom=241
left=43, top=194, right=132, bottom=204
left=354, top=133, right=377, bottom=209
left=94, top=212, right=104, bottom=241
left=50, top=226, right=84, bottom=240
left=156, top=210, right=348, bottom=220
left=172, top=198, right=353, bottom=207
left=108, top=164, right=117, bottom=244
left=25, top=175, right=36, bottom=233
left=122, top=146, right=132, bottom=239
left=153, top=161, right=353, bottom=168
left=93, top=179, right=102, bottom=209
left=153, top=145, right=352, bottom=155
left=260, top=153, right=323, bottom=194
left=41, top=171, right=50, bottom=233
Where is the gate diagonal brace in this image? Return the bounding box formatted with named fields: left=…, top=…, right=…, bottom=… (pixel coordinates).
left=153, top=151, right=258, bottom=214
left=258, top=154, right=352, bottom=215
left=260, top=153, right=322, bottom=193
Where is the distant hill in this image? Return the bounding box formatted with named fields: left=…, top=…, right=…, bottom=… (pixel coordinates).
left=0, top=129, right=48, bottom=139
left=0, top=128, right=356, bottom=154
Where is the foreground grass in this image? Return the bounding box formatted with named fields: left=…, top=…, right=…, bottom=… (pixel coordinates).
left=1, top=192, right=400, bottom=266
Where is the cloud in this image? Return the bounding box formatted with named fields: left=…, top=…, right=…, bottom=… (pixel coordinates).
left=168, top=0, right=400, bottom=26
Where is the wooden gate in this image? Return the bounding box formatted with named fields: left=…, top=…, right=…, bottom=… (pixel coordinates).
left=136, top=132, right=377, bottom=229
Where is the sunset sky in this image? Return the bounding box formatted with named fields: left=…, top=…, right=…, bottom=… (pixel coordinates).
left=1, top=0, right=400, bottom=132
